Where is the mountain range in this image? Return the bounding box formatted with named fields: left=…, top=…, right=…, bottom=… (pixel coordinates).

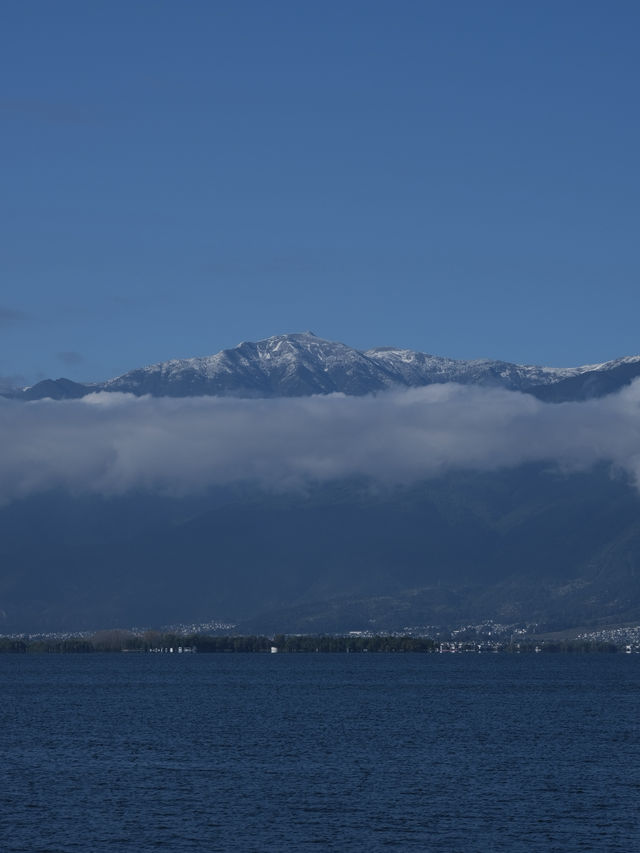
left=7, top=332, right=640, bottom=403
left=3, top=333, right=640, bottom=635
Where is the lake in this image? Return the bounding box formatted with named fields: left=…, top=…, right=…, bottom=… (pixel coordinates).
left=2, top=653, right=639, bottom=851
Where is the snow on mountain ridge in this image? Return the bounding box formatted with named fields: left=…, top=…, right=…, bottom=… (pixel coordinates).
left=366, top=344, right=640, bottom=387
left=100, top=333, right=640, bottom=397
left=13, top=333, right=640, bottom=402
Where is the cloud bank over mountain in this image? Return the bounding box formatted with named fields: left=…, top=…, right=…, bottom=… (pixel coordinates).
left=2, top=382, right=640, bottom=504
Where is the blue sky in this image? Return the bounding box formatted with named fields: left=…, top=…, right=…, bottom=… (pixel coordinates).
left=2, top=0, right=639, bottom=386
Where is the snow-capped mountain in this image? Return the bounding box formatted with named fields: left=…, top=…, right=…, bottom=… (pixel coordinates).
left=12, top=332, right=640, bottom=402
left=5, top=332, right=640, bottom=634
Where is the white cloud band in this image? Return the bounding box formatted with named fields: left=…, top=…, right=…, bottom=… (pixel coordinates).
left=1, top=382, right=640, bottom=503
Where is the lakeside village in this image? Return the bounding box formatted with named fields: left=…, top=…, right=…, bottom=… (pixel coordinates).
left=2, top=620, right=640, bottom=654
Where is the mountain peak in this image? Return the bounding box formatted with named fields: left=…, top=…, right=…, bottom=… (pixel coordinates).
left=6, top=334, right=640, bottom=403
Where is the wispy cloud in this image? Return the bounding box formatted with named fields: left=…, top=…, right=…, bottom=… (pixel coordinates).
left=204, top=251, right=332, bottom=279
left=0, top=308, right=28, bottom=329
left=56, top=351, right=85, bottom=366
left=1, top=383, right=640, bottom=504
left=0, top=97, right=93, bottom=125
left=0, top=374, right=25, bottom=394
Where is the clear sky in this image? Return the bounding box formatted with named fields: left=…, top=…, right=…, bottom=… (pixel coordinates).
left=2, top=0, right=639, bottom=386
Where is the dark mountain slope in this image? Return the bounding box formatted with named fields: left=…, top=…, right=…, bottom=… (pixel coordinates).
left=1, top=465, right=640, bottom=633
left=529, top=360, right=640, bottom=402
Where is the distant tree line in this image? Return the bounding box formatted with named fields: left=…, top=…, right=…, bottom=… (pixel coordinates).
left=0, top=633, right=621, bottom=654
left=0, top=632, right=438, bottom=654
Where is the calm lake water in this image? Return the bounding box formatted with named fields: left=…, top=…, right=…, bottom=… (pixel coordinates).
left=2, top=653, right=639, bottom=852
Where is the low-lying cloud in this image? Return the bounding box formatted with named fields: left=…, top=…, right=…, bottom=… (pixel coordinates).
left=2, top=382, right=640, bottom=504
